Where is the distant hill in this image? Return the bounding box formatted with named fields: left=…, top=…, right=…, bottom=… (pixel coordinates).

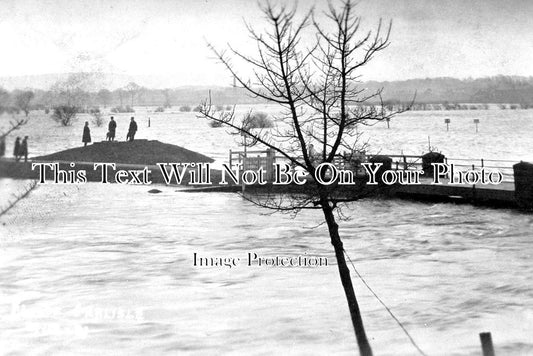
left=364, top=76, right=533, bottom=104
left=1, top=73, right=533, bottom=105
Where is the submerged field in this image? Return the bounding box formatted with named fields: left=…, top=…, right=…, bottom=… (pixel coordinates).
left=0, top=106, right=532, bottom=355
left=1, top=105, right=533, bottom=165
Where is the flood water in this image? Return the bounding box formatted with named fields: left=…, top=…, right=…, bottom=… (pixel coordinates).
left=0, top=107, right=532, bottom=355
left=1, top=105, right=533, bottom=164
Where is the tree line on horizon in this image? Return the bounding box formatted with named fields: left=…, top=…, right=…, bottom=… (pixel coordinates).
left=1, top=74, right=532, bottom=117
left=374, top=75, right=533, bottom=107
left=0, top=76, right=263, bottom=116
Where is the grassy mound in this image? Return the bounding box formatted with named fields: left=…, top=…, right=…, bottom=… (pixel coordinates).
left=33, top=139, right=214, bottom=165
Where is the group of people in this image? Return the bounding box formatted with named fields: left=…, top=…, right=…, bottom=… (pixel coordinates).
left=82, top=116, right=138, bottom=146
left=13, top=136, right=29, bottom=162
left=9, top=116, right=139, bottom=162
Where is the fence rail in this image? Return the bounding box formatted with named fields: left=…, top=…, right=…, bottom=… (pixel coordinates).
left=446, top=157, right=515, bottom=183
left=229, top=149, right=518, bottom=184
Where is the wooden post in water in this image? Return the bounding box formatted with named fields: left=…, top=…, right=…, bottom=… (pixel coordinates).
left=474, top=118, right=480, bottom=133
left=479, top=332, right=495, bottom=356
left=444, top=118, right=451, bottom=131
left=266, top=148, right=275, bottom=181
left=240, top=131, right=249, bottom=194
left=242, top=144, right=247, bottom=194
left=148, top=117, right=151, bottom=127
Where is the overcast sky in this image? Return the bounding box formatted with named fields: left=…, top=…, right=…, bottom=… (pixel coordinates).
left=0, top=0, right=532, bottom=86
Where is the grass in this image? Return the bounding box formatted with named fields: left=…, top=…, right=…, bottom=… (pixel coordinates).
left=33, top=139, right=214, bottom=165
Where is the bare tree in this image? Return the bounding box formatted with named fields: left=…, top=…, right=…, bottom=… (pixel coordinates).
left=125, top=82, right=142, bottom=107
left=90, top=107, right=104, bottom=127
left=0, top=116, right=29, bottom=157
left=0, top=117, right=29, bottom=140
left=51, top=105, right=78, bottom=126
left=163, top=88, right=172, bottom=108
left=0, top=87, right=10, bottom=113
left=14, top=90, right=35, bottom=117
left=0, top=118, right=35, bottom=213
left=200, top=1, right=405, bottom=355
left=97, top=89, right=112, bottom=108
left=0, top=181, right=38, bottom=218
left=116, top=88, right=126, bottom=107
left=50, top=73, right=92, bottom=108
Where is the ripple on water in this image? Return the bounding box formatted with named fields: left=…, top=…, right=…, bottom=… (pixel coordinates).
left=0, top=181, right=532, bottom=355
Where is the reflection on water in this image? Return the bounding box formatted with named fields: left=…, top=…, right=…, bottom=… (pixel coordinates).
left=0, top=181, right=532, bottom=355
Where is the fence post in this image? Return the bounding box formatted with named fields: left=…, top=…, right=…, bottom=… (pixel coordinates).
left=513, top=161, right=533, bottom=209
left=242, top=146, right=247, bottom=194
left=479, top=332, right=495, bottom=356
left=266, top=148, right=275, bottom=182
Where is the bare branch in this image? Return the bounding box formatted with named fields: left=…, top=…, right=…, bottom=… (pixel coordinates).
left=0, top=117, right=29, bottom=139
left=0, top=181, right=38, bottom=218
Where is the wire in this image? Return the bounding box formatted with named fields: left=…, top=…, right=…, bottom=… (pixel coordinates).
left=343, top=249, right=429, bottom=356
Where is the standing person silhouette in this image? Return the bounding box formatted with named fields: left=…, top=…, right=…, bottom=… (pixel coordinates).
left=20, top=136, right=28, bottom=162
left=127, top=117, right=137, bottom=141
left=82, top=121, right=91, bottom=147
left=13, top=137, right=21, bottom=161
left=108, top=116, right=117, bottom=141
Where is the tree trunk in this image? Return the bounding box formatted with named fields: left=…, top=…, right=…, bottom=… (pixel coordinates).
left=322, top=202, right=373, bottom=356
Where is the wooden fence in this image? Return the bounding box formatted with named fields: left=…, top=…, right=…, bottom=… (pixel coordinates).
left=229, top=149, right=517, bottom=183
